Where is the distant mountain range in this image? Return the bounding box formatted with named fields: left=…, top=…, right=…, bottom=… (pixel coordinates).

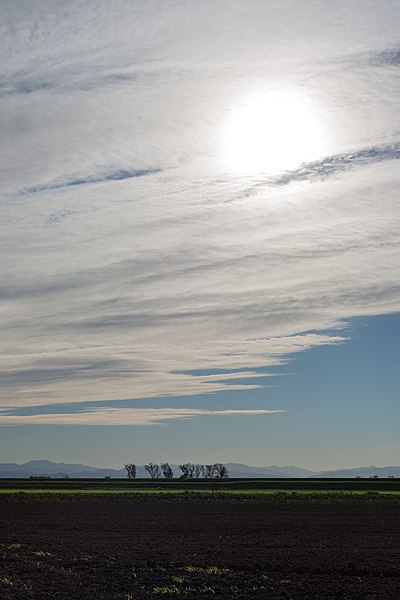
left=0, top=460, right=399, bottom=478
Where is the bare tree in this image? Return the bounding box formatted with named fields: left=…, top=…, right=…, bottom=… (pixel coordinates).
left=203, top=464, right=217, bottom=478
left=125, top=464, right=137, bottom=479
left=145, top=462, right=161, bottom=478
left=193, top=464, right=203, bottom=478
left=161, top=462, right=174, bottom=479
left=179, top=463, right=196, bottom=478
left=213, top=463, right=229, bottom=478
left=178, top=464, right=189, bottom=479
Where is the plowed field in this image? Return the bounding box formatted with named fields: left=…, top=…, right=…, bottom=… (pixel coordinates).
left=0, top=497, right=399, bottom=599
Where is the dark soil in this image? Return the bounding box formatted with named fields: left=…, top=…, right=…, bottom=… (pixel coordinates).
left=0, top=498, right=399, bottom=599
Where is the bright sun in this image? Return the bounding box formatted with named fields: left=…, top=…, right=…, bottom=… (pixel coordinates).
left=220, top=91, right=326, bottom=175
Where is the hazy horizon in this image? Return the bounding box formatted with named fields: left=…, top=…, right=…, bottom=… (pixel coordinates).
left=2, top=458, right=400, bottom=476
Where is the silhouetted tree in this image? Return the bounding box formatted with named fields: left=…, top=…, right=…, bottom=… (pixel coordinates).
left=193, top=464, right=203, bottom=478
left=125, top=464, right=136, bottom=479
left=161, top=462, right=174, bottom=478
left=213, top=463, right=229, bottom=478
left=203, top=464, right=217, bottom=478
left=145, top=462, right=161, bottom=478
left=179, top=463, right=196, bottom=478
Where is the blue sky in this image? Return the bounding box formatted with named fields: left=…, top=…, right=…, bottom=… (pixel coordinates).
left=1, top=1, right=400, bottom=469
left=0, top=314, right=398, bottom=470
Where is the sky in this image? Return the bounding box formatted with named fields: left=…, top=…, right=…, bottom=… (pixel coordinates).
left=0, top=0, right=399, bottom=470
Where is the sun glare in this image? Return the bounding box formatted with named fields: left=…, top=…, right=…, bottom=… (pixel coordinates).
left=220, top=91, right=327, bottom=175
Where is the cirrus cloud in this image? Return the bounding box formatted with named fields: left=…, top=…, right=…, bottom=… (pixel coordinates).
left=1, top=1, right=400, bottom=423
left=0, top=407, right=284, bottom=427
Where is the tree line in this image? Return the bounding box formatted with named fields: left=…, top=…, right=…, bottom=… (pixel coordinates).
left=124, top=462, right=229, bottom=479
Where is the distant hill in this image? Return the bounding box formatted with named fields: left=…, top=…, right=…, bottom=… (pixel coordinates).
left=0, top=460, right=126, bottom=479
left=0, top=460, right=399, bottom=479
left=226, top=463, right=315, bottom=478
left=314, top=466, right=400, bottom=478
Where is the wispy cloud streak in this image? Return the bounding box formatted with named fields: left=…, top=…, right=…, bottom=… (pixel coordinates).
left=0, top=407, right=284, bottom=426
left=23, top=169, right=161, bottom=195
left=274, top=143, right=400, bottom=186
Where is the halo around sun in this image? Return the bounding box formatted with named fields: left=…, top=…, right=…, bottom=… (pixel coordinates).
left=220, top=91, right=327, bottom=176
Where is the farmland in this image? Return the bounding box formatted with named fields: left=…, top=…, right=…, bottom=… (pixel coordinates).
left=1, top=476, right=400, bottom=494
left=0, top=479, right=399, bottom=599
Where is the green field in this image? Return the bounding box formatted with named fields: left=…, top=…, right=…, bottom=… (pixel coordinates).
left=0, top=478, right=400, bottom=502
